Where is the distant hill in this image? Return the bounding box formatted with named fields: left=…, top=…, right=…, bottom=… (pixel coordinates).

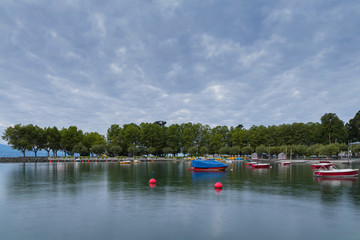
left=0, top=144, right=58, bottom=157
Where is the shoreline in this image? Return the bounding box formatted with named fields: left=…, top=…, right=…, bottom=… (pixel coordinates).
left=1, top=157, right=359, bottom=164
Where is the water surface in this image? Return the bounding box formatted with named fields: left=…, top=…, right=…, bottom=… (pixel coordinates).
left=0, top=161, right=359, bottom=240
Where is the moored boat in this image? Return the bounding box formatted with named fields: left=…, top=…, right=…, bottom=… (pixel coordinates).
left=279, top=161, right=291, bottom=165
left=313, top=166, right=359, bottom=178
left=251, top=163, right=271, bottom=169
left=191, top=159, right=228, bottom=172
left=245, top=161, right=257, bottom=166
left=311, top=163, right=334, bottom=169
left=120, top=160, right=131, bottom=164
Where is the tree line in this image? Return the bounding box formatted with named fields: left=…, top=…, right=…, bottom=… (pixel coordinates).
left=2, top=111, right=360, bottom=158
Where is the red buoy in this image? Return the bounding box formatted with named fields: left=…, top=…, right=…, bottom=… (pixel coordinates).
left=149, top=178, right=156, bottom=184
left=214, top=182, right=223, bottom=189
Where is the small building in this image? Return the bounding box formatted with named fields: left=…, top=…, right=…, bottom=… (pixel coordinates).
left=278, top=152, right=286, bottom=160
left=251, top=153, right=258, bottom=160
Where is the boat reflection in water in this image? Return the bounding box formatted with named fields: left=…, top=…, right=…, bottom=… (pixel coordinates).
left=314, top=177, right=358, bottom=187
left=191, top=171, right=227, bottom=182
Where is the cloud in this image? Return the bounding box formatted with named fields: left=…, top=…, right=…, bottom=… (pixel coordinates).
left=0, top=0, right=359, bottom=140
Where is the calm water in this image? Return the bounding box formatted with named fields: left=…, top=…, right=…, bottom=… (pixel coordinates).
left=1, top=161, right=360, bottom=240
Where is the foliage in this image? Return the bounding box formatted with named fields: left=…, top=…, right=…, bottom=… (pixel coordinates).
left=91, top=144, right=106, bottom=156
left=73, top=142, right=89, bottom=156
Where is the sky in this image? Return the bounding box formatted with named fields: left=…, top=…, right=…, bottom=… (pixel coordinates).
left=1, top=0, right=360, bottom=143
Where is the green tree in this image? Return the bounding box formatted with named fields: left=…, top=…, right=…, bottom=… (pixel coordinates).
left=166, top=124, right=182, bottom=155
left=188, top=146, right=197, bottom=156
left=140, top=123, right=165, bottom=155
left=147, top=146, right=156, bottom=156
left=242, top=146, right=253, bottom=155
left=128, top=145, right=140, bottom=156
left=199, top=146, right=208, bottom=156
left=109, top=145, right=122, bottom=156
left=346, top=110, right=360, bottom=142
left=230, top=146, right=241, bottom=155
left=219, top=146, right=230, bottom=155
left=73, top=142, right=89, bottom=156
left=163, top=147, right=173, bottom=156
left=2, top=124, right=32, bottom=157
left=83, top=132, right=106, bottom=154
left=44, top=126, right=61, bottom=157
left=60, top=126, right=83, bottom=156
left=91, top=144, right=106, bottom=156
left=320, top=113, right=347, bottom=144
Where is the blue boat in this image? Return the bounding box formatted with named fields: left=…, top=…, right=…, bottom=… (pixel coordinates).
left=191, top=159, right=228, bottom=172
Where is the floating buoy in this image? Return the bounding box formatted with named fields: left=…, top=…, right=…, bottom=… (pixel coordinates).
left=49, top=160, right=52, bottom=163
left=149, top=178, right=156, bottom=184
left=214, top=182, right=223, bottom=189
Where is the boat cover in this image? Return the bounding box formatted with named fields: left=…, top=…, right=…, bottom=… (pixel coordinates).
left=192, top=160, right=228, bottom=168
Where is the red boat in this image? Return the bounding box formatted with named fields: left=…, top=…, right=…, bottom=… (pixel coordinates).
left=311, top=163, right=334, bottom=169
left=279, top=161, right=291, bottom=165
left=313, top=166, right=359, bottom=178
left=245, top=161, right=257, bottom=166
left=251, top=163, right=270, bottom=169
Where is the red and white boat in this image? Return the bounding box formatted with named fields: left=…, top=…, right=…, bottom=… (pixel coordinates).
left=311, top=162, right=335, bottom=169
left=245, top=161, right=257, bottom=166
left=313, top=166, right=359, bottom=178
left=251, top=163, right=271, bottom=169
left=279, top=161, right=291, bottom=165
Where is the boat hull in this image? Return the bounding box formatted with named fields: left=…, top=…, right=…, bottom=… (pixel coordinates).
left=313, top=169, right=359, bottom=178
left=279, top=162, right=291, bottom=165
left=311, top=163, right=334, bottom=169
left=191, top=167, right=227, bottom=172
left=251, top=163, right=270, bottom=169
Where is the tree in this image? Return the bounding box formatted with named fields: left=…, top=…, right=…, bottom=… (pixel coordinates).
left=147, top=146, right=156, bottom=156
left=73, top=143, right=89, bottom=156
left=188, top=146, right=197, bottom=156
left=109, top=145, right=122, bottom=156
left=26, top=124, right=45, bottom=157
left=107, top=124, right=122, bottom=147
left=140, top=123, right=165, bottom=155
left=255, top=145, right=268, bottom=158
left=242, top=146, right=253, bottom=155
left=219, top=146, right=230, bottom=155
left=91, top=144, right=106, bottom=156
left=83, top=132, right=106, bottom=154
left=2, top=124, right=32, bottom=157
left=230, top=146, right=241, bottom=155
left=163, top=147, right=173, bottom=156
left=44, top=126, right=61, bottom=157
left=128, top=145, right=140, bottom=156
left=320, top=113, right=347, bottom=144
left=166, top=124, right=182, bottom=155
left=346, top=110, right=360, bottom=142
left=319, top=144, right=340, bottom=157
left=60, top=126, right=83, bottom=156
left=199, top=146, right=208, bottom=156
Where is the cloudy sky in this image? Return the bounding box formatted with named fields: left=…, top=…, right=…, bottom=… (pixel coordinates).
left=1, top=0, right=360, bottom=142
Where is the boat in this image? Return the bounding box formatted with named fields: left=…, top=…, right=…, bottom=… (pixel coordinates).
left=245, top=161, right=257, bottom=166
left=120, top=160, right=131, bottom=164
left=311, top=162, right=334, bottom=169
left=251, top=163, right=271, bottom=169
left=279, top=161, right=291, bottom=165
left=313, top=165, right=359, bottom=178
left=134, top=160, right=141, bottom=163
left=191, top=159, right=228, bottom=172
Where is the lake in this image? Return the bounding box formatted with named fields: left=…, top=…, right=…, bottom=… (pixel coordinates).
left=0, top=161, right=360, bottom=240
